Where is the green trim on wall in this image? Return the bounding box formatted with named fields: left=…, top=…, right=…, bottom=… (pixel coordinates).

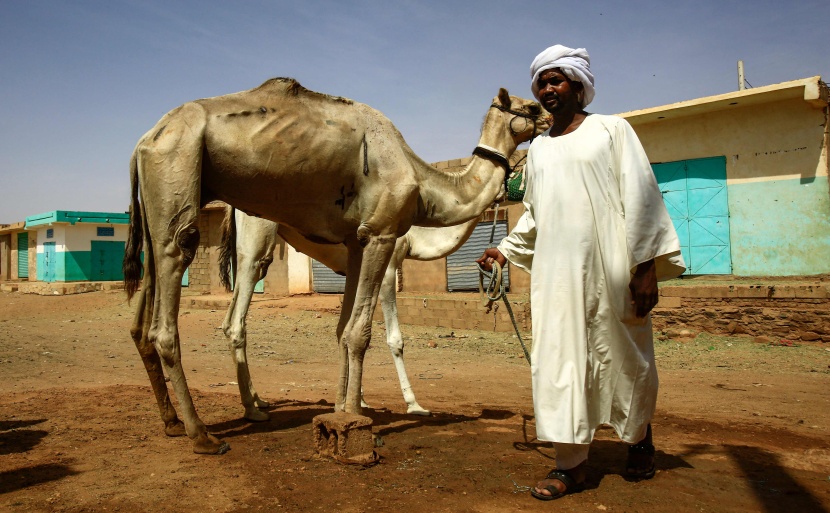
left=26, top=210, right=130, bottom=227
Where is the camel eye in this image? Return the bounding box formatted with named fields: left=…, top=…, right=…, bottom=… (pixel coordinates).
left=528, top=104, right=542, bottom=116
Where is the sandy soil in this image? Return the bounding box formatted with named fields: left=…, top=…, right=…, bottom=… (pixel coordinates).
left=1, top=290, right=829, bottom=512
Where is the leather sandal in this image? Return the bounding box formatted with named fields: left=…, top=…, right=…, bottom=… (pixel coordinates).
left=530, top=469, right=585, bottom=501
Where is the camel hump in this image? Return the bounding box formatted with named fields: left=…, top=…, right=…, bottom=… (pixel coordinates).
left=254, top=77, right=354, bottom=105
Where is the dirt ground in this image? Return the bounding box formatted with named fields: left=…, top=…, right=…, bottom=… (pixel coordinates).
left=1, top=290, right=829, bottom=513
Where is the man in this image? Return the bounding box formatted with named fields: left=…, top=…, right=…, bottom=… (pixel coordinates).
left=477, top=45, right=685, bottom=501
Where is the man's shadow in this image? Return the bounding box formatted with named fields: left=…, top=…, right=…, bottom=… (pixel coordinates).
left=511, top=415, right=691, bottom=490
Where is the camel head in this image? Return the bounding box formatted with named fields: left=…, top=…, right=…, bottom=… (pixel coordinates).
left=491, top=88, right=552, bottom=146
left=471, top=89, right=551, bottom=203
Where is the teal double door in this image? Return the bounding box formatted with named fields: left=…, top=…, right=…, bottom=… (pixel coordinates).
left=652, top=156, right=731, bottom=275
left=91, top=241, right=126, bottom=281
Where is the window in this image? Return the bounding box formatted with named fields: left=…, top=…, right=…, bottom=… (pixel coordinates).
left=97, top=227, right=115, bottom=237
left=46, top=229, right=54, bottom=239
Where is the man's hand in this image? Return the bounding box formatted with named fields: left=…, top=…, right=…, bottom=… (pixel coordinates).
left=476, top=248, right=507, bottom=272
left=629, top=259, right=658, bottom=318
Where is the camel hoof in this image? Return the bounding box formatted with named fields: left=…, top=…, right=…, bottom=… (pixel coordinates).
left=407, top=405, right=431, bottom=416
left=164, top=420, right=187, bottom=437
left=244, top=408, right=270, bottom=422
left=193, top=433, right=230, bottom=455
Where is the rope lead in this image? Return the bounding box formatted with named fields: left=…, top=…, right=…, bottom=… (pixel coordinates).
left=478, top=261, right=532, bottom=365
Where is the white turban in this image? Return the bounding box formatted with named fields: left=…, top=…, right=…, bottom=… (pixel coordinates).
left=530, top=45, right=595, bottom=108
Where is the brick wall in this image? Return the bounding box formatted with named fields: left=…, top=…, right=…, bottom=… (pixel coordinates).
left=374, top=283, right=830, bottom=342
left=373, top=294, right=531, bottom=334
left=188, top=207, right=226, bottom=294
left=652, top=284, right=830, bottom=342
left=186, top=210, right=213, bottom=293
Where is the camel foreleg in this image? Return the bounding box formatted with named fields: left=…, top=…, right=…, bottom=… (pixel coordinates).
left=337, top=231, right=396, bottom=414
left=334, top=257, right=359, bottom=412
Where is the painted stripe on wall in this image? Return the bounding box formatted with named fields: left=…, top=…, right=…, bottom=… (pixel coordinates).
left=35, top=250, right=125, bottom=282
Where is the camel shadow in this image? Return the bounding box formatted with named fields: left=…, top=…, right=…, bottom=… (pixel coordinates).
left=0, top=464, right=79, bottom=495
left=0, top=419, right=48, bottom=456
left=207, top=399, right=334, bottom=438
left=369, top=407, right=502, bottom=437
left=207, top=402, right=504, bottom=441
left=0, top=420, right=78, bottom=495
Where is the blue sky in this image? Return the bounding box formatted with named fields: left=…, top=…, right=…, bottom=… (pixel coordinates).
left=1, top=0, right=828, bottom=223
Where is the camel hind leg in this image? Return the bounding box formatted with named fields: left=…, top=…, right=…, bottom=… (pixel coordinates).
left=147, top=216, right=227, bottom=454
left=139, top=105, right=228, bottom=454
left=129, top=266, right=186, bottom=436
left=378, top=239, right=430, bottom=416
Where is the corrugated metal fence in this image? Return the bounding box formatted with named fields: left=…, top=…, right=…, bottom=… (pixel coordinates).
left=447, top=221, right=509, bottom=291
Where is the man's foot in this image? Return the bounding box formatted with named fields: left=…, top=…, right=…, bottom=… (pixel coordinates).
left=625, top=425, right=655, bottom=480
left=530, top=463, right=586, bottom=501
left=625, top=442, right=655, bottom=480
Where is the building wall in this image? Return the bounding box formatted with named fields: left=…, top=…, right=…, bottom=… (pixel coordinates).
left=633, top=96, right=829, bottom=276
left=287, top=246, right=312, bottom=294
left=10, top=232, right=19, bottom=280
left=0, top=234, right=10, bottom=280
left=263, top=237, right=290, bottom=296
left=33, top=224, right=129, bottom=282
left=18, top=231, right=37, bottom=281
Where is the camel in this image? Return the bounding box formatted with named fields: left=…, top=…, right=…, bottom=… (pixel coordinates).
left=218, top=199, right=517, bottom=420
left=123, top=77, right=549, bottom=454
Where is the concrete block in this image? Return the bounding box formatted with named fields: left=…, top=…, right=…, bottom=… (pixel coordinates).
left=312, top=412, right=378, bottom=465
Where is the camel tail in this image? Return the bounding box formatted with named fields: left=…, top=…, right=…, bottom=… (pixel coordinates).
left=123, top=150, right=144, bottom=300
left=219, top=205, right=236, bottom=292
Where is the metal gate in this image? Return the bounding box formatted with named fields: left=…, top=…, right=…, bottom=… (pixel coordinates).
left=17, top=232, right=28, bottom=278
left=312, top=259, right=346, bottom=293
left=446, top=221, right=509, bottom=291
left=652, top=156, right=731, bottom=275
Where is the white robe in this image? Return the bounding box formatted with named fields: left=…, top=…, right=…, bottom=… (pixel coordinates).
left=498, top=114, right=685, bottom=444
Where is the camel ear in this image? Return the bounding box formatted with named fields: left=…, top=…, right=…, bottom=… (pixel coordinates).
left=498, top=88, right=511, bottom=109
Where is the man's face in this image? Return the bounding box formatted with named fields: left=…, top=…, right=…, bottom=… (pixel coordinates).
left=536, top=68, right=583, bottom=113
